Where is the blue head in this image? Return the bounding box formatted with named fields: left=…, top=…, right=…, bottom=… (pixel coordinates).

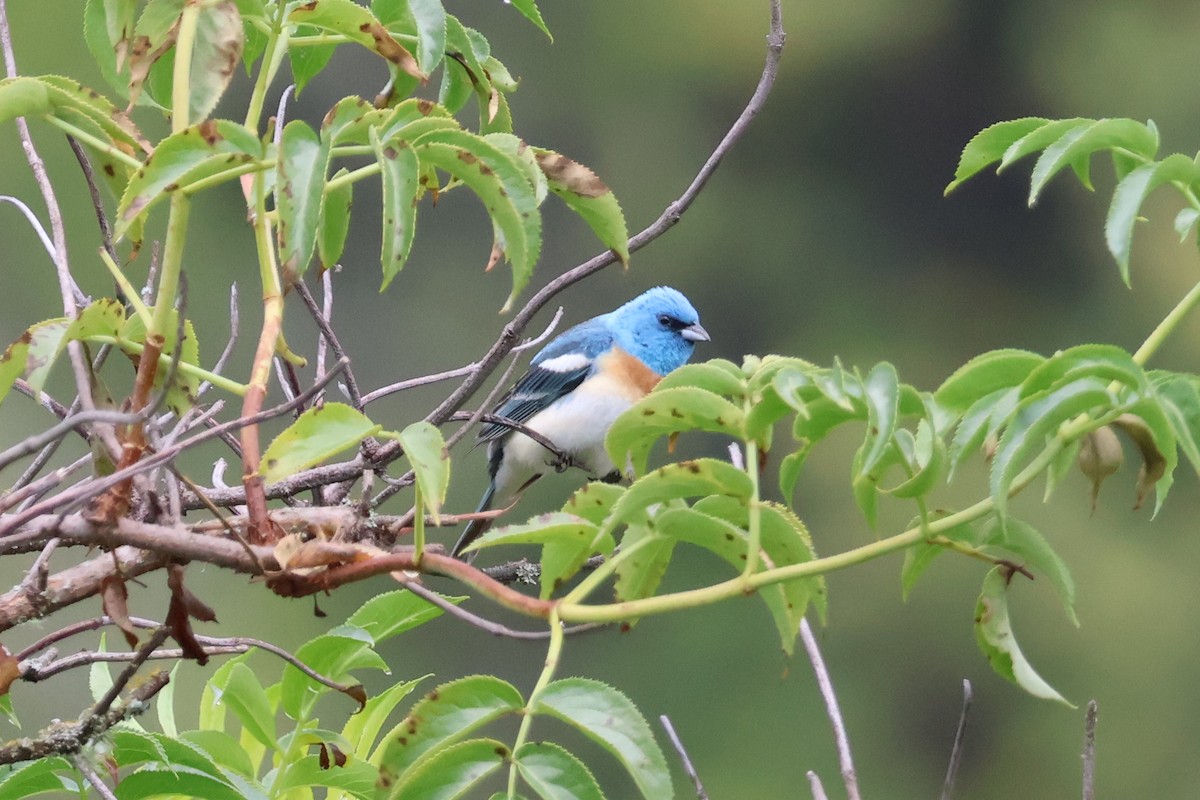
left=608, top=286, right=709, bottom=375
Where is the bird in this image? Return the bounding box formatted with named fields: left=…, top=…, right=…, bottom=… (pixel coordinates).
left=452, top=286, right=709, bottom=559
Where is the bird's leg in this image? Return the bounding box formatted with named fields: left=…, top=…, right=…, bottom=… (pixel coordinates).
left=598, top=469, right=622, bottom=484
left=546, top=452, right=581, bottom=473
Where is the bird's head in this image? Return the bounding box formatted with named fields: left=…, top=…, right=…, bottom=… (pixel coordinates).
left=610, top=286, right=709, bottom=375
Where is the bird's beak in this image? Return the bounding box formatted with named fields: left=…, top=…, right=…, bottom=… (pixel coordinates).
left=681, top=323, right=710, bottom=342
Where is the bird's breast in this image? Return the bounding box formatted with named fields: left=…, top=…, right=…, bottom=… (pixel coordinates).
left=595, top=347, right=662, bottom=400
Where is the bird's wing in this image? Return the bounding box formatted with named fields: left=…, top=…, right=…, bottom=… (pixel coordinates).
left=478, top=320, right=613, bottom=443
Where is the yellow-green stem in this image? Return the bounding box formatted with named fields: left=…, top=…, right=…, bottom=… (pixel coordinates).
left=244, top=1, right=290, bottom=131
left=558, top=534, right=659, bottom=606
left=413, top=484, right=426, bottom=564
left=324, top=163, right=380, bottom=194
left=85, top=336, right=248, bottom=396
left=172, top=2, right=201, bottom=133
left=41, top=117, right=143, bottom=170
left=97, top=248, right=152, bottom=328
left=1131, top=278, right=1200, bottom=366
left=507, top=609, right=564, bottom=796
left=150, top=194, right=190, bottom=340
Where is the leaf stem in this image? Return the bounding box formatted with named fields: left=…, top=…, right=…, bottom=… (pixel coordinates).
left=324, top=162, right=380, bottom=194
left=507, top=608, right=564, bottom=795
left=40, top=117, right=143, bottom=171
left=244, top=0, right=289, bottom=131
left=1131, top=278, right=1200, bottom=366
left=97, top=248, right=152, bottom=328
left=85, top=336, right=248, bottom=396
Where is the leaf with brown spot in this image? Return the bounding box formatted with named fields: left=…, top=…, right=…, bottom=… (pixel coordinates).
left=101, top=575, right=139, bottom=648
left=125, top=0, right=182, bottom=110
left=533, top=147, right=628, bottom=265
left=276, top=120, right=331, bottom=281
left=187, top=0, right=244, bottom=123
left=289, top=0, right=425, bottom=81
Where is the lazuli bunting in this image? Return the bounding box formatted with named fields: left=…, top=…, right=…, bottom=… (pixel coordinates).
left=452, top=286, right=709, bottom=558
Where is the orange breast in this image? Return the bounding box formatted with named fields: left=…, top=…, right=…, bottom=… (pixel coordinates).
left=600, top=347, right=662, bottom=399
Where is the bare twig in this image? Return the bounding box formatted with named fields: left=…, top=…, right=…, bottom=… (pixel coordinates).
left=660, top=715, right=709, bottom=800
left=0, top=194, right=55, bottom=259
left=940, top=679, right=973, bottom=800
left=399, top=579, right=604, bottom=639
left=799, top=618, right=860, bottom=800
left=296, top=275, right=362, bottom=408
left=65, top=135, right=117, bottom=265
left=1082, top=700, right=1098, bottom=800
left=806, top=771, right=830, bottom=800
left=92, top=626, right=170, bottom=717
left=71, top=754, right=119, bottom=800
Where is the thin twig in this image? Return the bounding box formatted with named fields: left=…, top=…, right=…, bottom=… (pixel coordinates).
left=399, top=579, right=604, bottom=639
left=806, top=772, right=830, bottom=800
left=660, top=715, right=709, bottom=800
left=1082, top=700, right=1098, bottom=800
left=940, top=679, right=973, bottom=800
left=65, top=135, right=117, bottom=265
left=0, top=194, right=55, bottom=259
left=71, top=754, right=119, bottom=800
left=296, top=274, right=361, bottom=408
left=799, top=618, right=861, bottom=800
left=91, top=626, right=170, bottom=717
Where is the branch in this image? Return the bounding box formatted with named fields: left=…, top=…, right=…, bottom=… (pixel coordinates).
left=1082, top=699, right=1098, bottom=800
left=940, top=679, right=973, bottom=800
left=799, top=618, right=861, bottom=800
left=660, top=715, right=709, bottom=800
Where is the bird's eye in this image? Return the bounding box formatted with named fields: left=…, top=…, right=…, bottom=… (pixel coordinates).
left=658, top=313, right=681, bottom=330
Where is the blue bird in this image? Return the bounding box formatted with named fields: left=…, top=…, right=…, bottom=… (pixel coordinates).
left=452, top=286, right=709, bottom=559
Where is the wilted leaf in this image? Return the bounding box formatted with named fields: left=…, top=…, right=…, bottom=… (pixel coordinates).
left=534, top=148, right=628, bottom=265
left=0, top=644, right=19, bottom=697
left=290, top=0, right=425, bottom=82
left=975, top=567, right=1071, bottom=705
left=100, top=575, right=139, bottom=648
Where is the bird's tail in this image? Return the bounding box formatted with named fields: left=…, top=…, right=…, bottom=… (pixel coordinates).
left=451, top=482, right=496, bottom=561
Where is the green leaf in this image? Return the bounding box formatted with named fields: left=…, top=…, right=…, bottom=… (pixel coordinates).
left=535, top=678, right=670, bottom=800
left=409, top=0, right=448, bottom=73
left=975, top=567, right=1071, bottom=705
left=104, top=766, right=247, bottom=800
left=288, top=27, right=336, bottom=95
left=533, top=148, right=628, bottom=264
left=156, top=661, right=181, bottom=739
left=515, top=742, right=603, bottom=800
left=110, top=730, right=231, bottom=780
left=375, top=675, right=523, bottom=786
left=945, top=117, right=1049, bottom=193
left=395, top=420, right=450, bottom=520
left=182, top=730, right=256, bottom=777
left=935, top=349, right=1045, bottom=413
left=188, top=1, right=244, bottom=122
left=0, top=337, right=29, bottom=407
left=947, top=386, right=1018, bottom=476
left=67, top=298, right=126, bottom=341
left=1105, top=154, right=1200, bottom=284
left=289, top=0, right=425, bottom=82
left=84, top=0, right=138, bottom=97
left=982, top=519, right=1078, bottom=626
left=23, top=318, right=71, bottom=394
left=260, top=402, right=381, bottom=482
left=2, top=75, right=147, bottom=151
left=273, top=750, right=380, bottom=798
left=282, top=590, right=446, bottom=720
left=383, top=738, right=508, bottom=800
left=0, top=76, right=51, bottom=123
left=900, top=517, right=976, bottom=600
left=855, top=362, right=900, bottom=477
left=1155, top=374, right=1200, bottom=475
left=1174, top=207, right=1200, bottom=242
left=561, top=481, right=626, bottom=525
left=415, top=129, right=540, bottom=309
left=116, top=120, right=262, bottom=238
left=319, top=168, right=353, bottom=269
left=883, top=418, right=946, bottom=499
left=276, top=120, right=331, bottom=280
left=467, top=512, right=613, bottom=598
left=223, top=662, right=277, bottom=749
left=1027, top=118, right=1158, bottom=205
left=0, top=758, right=76, bottom=799
left=606, top=386, right=745, bottom=476
left=372, top=130, right=422, bottom=290
left=655, top=360, right=747, bottom=398
left=1019, top=344, right=1145, bottom=398
left=604, top=459, right=753, bottom=534
left=506, top=0, right=551, bottom=39
left=613, top=522, right=675, bottom=607
left=991, top=378, right=1113, bottom=515
left=343, top=676, right=427, bottom=761
left=997, top=117, right=1090, bottom=172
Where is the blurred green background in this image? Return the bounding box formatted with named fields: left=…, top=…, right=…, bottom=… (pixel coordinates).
left=4, top=0, right=1200, bottom=797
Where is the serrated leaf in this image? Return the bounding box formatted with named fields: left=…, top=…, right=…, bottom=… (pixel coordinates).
left=997, top=118, right=1090, bottom=172
left=373, top=130, right=422, bottom=290
left=319, top=168, right=353, bottom=268
left=466, top=513, right=612, bottom=598
left=982, top=518, right=1078, bottom=626
left=1114, top=404, right=1177, bottom=514
left=535, top=678, right=670, bottom=800
left=1105, top=154, right=1200, bottom=284
left=945, top=117, right=1050, bottom=193
left=1154, top=374, right=1200, bottom=476
left=282, top=590, right=445, bottom=719
left=613, top=522, right=675, bottom=608
left=506, top=0, right=551, bottom=39
left=273, top=749, right=380, bottom=798
left=1019, top=344, right=1145, bottom=398
left=856, top=362, right=900, bottom=478
left=276, top=120, right=331, bottom=281
left=111, top=730, right=228, bottom=778
left=156, top=661, right=181, bottom=739
left=975, top=567, right=1071, bottom=705
left=343, top=676, right=427, bottom=761
left=935, top=349, right=1045, bottom=412
left=561, top=481, right=626, bottom=526
left=67, top=297, right=127, bottom=341
left=900, top=517, right=976, bottom=600
left=222, top=662, right=277, bottom=748
left=101, top=766, right=247, bottom=800
left=991, top=378, right=1113, bottom=516
left=655, top=360, right=747, bottom=398
left=515, top=741, right=603, bottom=800
left=260, top=402, right=380, bottom=482
left=1174, top=207, right=1200, bottom=242
left=289, top=0, right=425, bottom=81
left=947, top=387, right=1019, bottom=476
left=604, top=459, right=753, bottom=534
left=534, top=148, right=628, bottom=265
left=181, top=730, right=255, bottom=777
left=396, top=420, right=450, bottom=519
left=409, top=0, right=447, bottom=73
left=23, top=318, right=71, bottom=393
left=375, top=676, right=523, bottom=785
left=383, top=738, right=508, bottom=800
left=1027, top=118, right=1158, bottom=205
left=188, top=1, right=243, bottom=122
left=606, top=386, right=745, bottom=476
left=884, top=418, right=946, bottom=499
left=0, top=757, right=75, bottom=799
left=116, top=119, right=262, bottom=237
left=415, top=129, right=540, bottom=308
left=288, top=26, right=336, bottom=94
